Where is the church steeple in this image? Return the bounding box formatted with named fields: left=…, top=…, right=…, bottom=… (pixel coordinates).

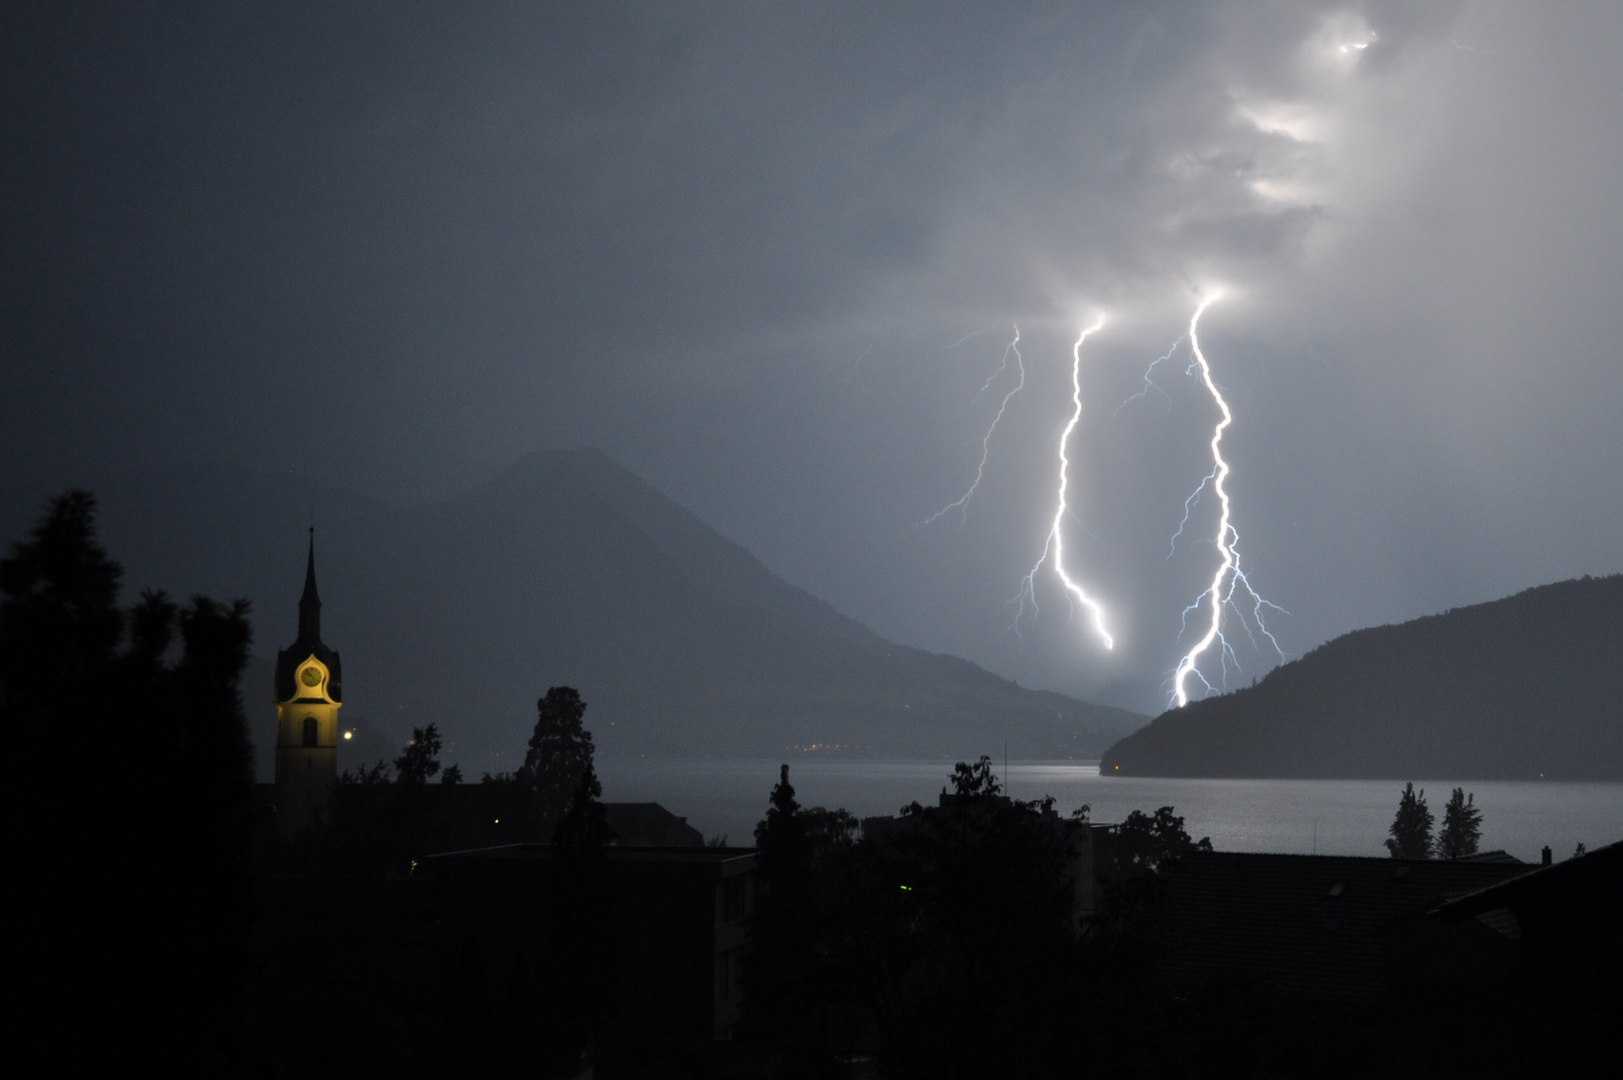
left=299, top=527, right=322, bottom=640
left=274, top=530, right=344, bottom=838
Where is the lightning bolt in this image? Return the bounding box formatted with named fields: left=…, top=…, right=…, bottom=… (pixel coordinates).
left=1119, top=334, right=1202, bottom=559
left=939, top=325, right=1000, bottom=353
left=1014, top=321, right=1113, bottom=650
left=921, top=326, right=1026, bottom=526
left=1171, top=294, right=1285, bottom=707
left=1167, top=466, right=1213, bottom=558
left=1114, top=336, right=1182, bottom=415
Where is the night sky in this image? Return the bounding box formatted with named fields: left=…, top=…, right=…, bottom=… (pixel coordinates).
left=6, top=3, right=1622, bottom=716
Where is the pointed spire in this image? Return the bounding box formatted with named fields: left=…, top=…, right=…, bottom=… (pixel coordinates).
left=298, top=527, right=321, bottom=639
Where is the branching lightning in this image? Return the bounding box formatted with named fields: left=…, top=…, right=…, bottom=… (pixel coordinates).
left=1170, top=294, right=1285, bottom=707
left=1167, top=464, right=1216, bottom=558
left=921, top=326, right=1026, bottom=527
left=1013, top=321, right=1113, bottom=650
left=1114, top=336, right=1182, bottom=415
left=939, top=326, right=1000, bottom=353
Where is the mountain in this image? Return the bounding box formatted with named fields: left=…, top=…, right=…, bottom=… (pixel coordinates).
left=1, top=450, right=1146, bottom=772
left=1100, top=575, right=1623, bottom=779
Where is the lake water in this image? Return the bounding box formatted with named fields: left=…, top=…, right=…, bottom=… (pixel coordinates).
left=596, top=758, right=1623, bottom=863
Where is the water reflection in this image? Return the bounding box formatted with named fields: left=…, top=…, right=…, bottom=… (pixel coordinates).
left=597, top=758, right=1623, bottom=862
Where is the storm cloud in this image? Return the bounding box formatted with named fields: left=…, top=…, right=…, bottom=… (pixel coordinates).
left=5, top=2, right=1621, bottom=714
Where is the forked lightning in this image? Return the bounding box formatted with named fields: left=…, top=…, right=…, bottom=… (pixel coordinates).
left=1170, top=294, right=1284, bottom=706
left=1014, top=321, right=1113, bottom=650
left=921, top=327, right=1026, bottom=526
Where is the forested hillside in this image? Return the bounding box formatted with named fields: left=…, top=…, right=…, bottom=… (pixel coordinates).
left=1101, top=575, right=1623, bottom=779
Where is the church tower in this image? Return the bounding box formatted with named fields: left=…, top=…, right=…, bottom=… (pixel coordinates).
left=273, top=530, right=343, bottom=838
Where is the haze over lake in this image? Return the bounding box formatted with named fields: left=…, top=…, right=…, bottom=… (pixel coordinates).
left=598, top=758, right=1623, bottom=863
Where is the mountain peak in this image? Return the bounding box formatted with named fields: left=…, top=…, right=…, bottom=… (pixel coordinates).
left=4, top=458, right=1147, bottom=771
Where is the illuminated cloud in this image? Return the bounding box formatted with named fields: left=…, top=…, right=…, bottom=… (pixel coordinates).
left=6, top=2, right=1623, bottom=716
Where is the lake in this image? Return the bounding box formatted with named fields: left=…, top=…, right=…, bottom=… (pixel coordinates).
left=596, top=758, right=1623, bottom=862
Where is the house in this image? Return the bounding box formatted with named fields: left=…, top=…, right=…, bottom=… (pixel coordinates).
left=603, top=802, right=704, bottom=847
left=1428, top=840, right=1622, bottom=1077
left=1139, top=850, right=1550, bottom=1077
left=1153, top=850, right=1533, bottom=1005
left=425, top=844, right=758, bottom=1046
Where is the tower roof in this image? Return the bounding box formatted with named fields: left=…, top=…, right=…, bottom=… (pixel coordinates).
left=275, top=529, right=342, bottom=704
left=298, top=527, right=322, bottom=640
left=300, top=527, right=321, bottom=605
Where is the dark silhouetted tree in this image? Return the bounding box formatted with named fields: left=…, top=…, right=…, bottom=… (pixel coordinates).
left=1090, top=805, right=1210, bottom=954
left=342, top=759, right=392, bottom=784
left=552, top=758, right=612, bottom=848
left=858, top=760, right=1087, bottom=1080
left=394, top=723, right=443, bottom=783
left=523, top=686, right=594, bottom=836
left=946, top=754, right=1001, bottom=798
left=1385, top=782, right=1434, bottom=859
left=742, top=764, right=865, bottom=1069
left=311, top=723, right=474, bottom=872
left=2, top=492, right=255, bottom=1076
left=1115, top=805, right=1213, bottom=873
left=802, top=805, right=861, bottom=852
left=1436, top=787, right=1483, bottom=859
left=545, top=756, right=614, bottom=1074
left=755, top=763, right=810, bottom=884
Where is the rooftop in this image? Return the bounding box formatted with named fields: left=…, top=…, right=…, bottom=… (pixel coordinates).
left=1156, top=851, right=1533, bottom=1004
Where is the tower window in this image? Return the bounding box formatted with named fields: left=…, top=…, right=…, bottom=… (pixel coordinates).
left=302, top=716, right=318, bottom=747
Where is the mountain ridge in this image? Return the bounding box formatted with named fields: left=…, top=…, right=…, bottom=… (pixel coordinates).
left=1099, top=574, right=1623, bottom=779
left=1, top=450, right=1147, bottom=772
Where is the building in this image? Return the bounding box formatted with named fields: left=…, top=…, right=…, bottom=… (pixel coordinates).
left=1153, top=850, right=1532, bottom=1006
left=1429, top=840, right=1622, bottom=1077
left=272, top=530, right=343, bottom=838
left=253, top=537, right=757, bottom=1074
left=603, top=802, right=704, bottom=847
left=425, top=844, right=758, bottom=1045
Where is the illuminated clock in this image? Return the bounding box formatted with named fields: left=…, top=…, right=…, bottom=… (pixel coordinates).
left=300, top=666, right=323, bottom=688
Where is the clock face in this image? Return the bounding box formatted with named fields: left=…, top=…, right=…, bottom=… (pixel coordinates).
left=300, top=666, right=324, bottom=688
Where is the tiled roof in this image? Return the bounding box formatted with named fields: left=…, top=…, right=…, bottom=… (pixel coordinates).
left=1156, top=852, right=1531, bottom=1004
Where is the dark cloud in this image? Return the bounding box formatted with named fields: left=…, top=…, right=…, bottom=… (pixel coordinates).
left=4, top=2, right=1621, bottom=714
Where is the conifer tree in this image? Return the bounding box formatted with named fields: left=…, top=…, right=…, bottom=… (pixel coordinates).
left=1384, top=781, right=1434, bottom=859
left=1436, top=787, right=1483, bottom=859
left=552, top=759, right=613, bottom=848
left=547, top=760, right=613, bottom=1072
left=523, top=686, right=594, bottom=833
left=741, top=765, right=817, bottom=1053
left=755, top=763, right=810, bottom=881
